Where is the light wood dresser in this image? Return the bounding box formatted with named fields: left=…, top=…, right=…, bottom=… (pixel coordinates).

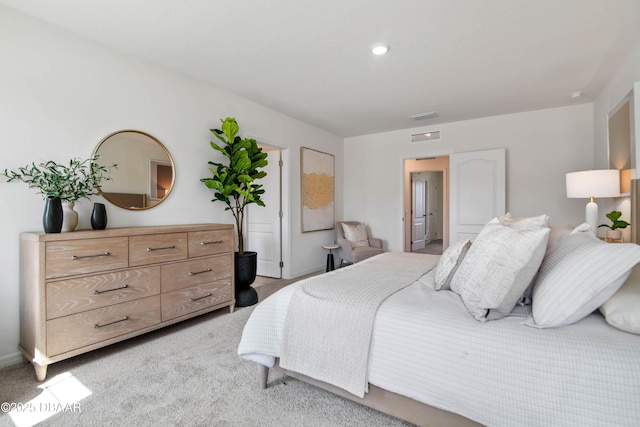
left=19, top=224, right=234, bottom=381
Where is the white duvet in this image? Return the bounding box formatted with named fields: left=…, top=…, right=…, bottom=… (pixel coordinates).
left=238, top=259, right=640, bottom=427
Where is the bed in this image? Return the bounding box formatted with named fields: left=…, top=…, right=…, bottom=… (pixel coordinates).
left=238, top=215, right=640, bottom=427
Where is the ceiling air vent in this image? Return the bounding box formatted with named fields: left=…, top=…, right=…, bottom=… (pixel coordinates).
left=409, top=111, right=438, bottom=120
left=410, top=131, right=441, bottom=143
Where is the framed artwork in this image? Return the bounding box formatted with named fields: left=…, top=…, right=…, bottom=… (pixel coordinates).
left=301, top=147, right=335, bottom=232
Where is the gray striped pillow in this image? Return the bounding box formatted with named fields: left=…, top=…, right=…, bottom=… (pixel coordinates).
left=529, top=232, right=640, bottom=328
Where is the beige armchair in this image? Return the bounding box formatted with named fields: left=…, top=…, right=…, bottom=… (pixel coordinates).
left=336, top=221, right=384, bottom=267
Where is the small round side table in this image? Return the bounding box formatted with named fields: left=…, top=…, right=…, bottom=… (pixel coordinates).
left=322, top=244, right=340, bottom=272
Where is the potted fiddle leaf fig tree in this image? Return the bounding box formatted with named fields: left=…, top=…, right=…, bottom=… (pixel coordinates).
left=201, top=117, right=268, bottom=306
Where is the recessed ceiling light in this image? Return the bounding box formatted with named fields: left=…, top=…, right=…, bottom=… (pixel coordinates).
left=570, top=91, right=583, bottom=99
left=370, top=43, right=390, bottom=55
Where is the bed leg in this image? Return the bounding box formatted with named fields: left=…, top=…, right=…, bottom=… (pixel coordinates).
left=257, top=363, right=269, bottom=389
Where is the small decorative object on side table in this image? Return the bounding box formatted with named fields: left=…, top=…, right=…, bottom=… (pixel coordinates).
left=322, top=244, right=340, bottom=272
left=599, top=210, right=629, bottom=243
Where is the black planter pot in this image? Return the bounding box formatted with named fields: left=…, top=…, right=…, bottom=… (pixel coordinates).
left=235, top=251, right=258, bottom=307
left=91, top=202, right=108, bottom=230
left=43, top=196, right=63, bottom=233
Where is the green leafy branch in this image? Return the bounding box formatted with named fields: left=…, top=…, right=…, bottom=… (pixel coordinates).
left=3, top=155, right=117, bottom=202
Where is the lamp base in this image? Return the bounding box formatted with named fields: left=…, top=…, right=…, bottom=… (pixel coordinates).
left=585, top=200, right=598, bottom=233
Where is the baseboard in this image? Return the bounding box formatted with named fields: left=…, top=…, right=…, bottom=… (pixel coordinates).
left=288, top=266, right=324, bottom=280
left=0, top=351, right=23, bottom=369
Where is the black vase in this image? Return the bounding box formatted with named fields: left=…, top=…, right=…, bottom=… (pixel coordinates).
left=43, top=196, right=63, bottom=233
left=235, top=251, right=258, bottom=307
left=91, top=202, right=107, bottom=230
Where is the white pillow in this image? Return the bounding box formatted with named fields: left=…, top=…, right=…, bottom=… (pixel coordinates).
left=450, top=218, right=550, bottom=322
left=599, top=264, right=640, bottom=334
left=497, top=212, right=550, bottom=230
left=434, top=239, right=471, bottom=290
left=518, top=224, right=575, bottom=306
left=528, top=232, right=640, bottom=328
left=341, top=223, right=369, bottom=248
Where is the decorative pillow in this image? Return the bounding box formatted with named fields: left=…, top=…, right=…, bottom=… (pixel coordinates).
left=527, top=232, right=640, bottom=328
left=518, top=224, right=575, bottom=306
left=341, top=223, right=369, bottom=248
left=497, top=212, right=550, bottom=230
left=434, top=239, right=472, bottom=290
left=450, top=217, right=550, bottom=322
left=599, top=264, right=640, bottom=334
left=570, top=222, right=596, bottom=236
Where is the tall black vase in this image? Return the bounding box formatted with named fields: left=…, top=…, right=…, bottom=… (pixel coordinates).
left=91, top=202, right=108, bottom=230
left=43, top=196, right=63, bottom=233
left=235, top=251, right=258, bottom=307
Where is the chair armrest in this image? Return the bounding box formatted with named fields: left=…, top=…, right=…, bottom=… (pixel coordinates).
left=337, top=237, right=354, bottom=258
left=369, top=237, right=382, bottom=249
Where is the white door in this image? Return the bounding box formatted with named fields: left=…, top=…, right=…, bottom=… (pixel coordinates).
left=449, top=149, right=505, bottom=243
left=247, top=149, right=282, bottom=278
left=412, top=177, right=426, bottom=250
left=426, top=177, right=438, bottom=242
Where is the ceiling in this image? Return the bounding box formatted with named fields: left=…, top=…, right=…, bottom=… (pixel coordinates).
left=2, top=0, right=640, bottom=137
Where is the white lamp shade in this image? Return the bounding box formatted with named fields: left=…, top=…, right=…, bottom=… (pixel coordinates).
left=566, top=169, right=620, bottom=199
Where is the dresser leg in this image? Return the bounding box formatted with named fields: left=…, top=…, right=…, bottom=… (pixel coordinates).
left=229, top=304, right=235, bottom=314
left=33, top=363, right=47, bottom=382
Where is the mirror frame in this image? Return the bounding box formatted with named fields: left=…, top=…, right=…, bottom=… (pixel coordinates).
left=93, top=130, right=175, bottom=210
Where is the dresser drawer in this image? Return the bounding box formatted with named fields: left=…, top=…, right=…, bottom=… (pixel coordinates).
left=129, top=233, right=188, bottom=266
left=46, top=296, right=161, bottom=356
left=161, top=280, right=233, bottom=321
left=188, top=229, right=233, bottom=257
left=161, top=253, right=232, bottom=293
left=45, top=237, right=129, bottom=279
left=46, top=267, right=161, bottom=319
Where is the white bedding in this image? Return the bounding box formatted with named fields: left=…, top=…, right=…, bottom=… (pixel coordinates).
left=238, top=256, right=640, bottom=427
left=281, top=252, right=437, bottom=397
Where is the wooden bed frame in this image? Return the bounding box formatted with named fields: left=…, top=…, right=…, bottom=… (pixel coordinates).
left=257, top=360, right=481, bottom=427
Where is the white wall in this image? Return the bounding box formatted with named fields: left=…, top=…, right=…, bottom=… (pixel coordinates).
left=0, top=6, right=342, bottom=366
left=344, top=104, right=594, bottom=252
left=593, top=39, right=640, bottom=170
left=592, top=38, right=640, bottom=239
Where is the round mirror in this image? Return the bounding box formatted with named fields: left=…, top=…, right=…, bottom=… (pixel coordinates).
left=93, top=130, right=175, bottom=210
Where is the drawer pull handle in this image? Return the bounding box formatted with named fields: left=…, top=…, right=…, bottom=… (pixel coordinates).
left=189, top=268, right=212, bottom=276
left=93, top=284, right=129, bottom=295
left=147, top=245, right=176, bottom=252
left=94, top=316, right=129, bottom=329
left=72, top=252, right=111, bottom=260
left=190, top=293, right=212, bottom=302
left=201, top=240, right=223, bottom=245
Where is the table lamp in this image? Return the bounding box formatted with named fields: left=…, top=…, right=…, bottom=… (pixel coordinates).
left=566, top=169, right=620, bottom=232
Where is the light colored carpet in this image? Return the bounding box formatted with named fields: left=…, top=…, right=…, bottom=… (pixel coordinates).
left=0, top=279, right=411, bottom=427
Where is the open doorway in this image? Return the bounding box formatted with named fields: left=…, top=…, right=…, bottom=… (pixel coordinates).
left=404, top=157, right=449, bottom=255
left=411, top=171, right=444, bottom=254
